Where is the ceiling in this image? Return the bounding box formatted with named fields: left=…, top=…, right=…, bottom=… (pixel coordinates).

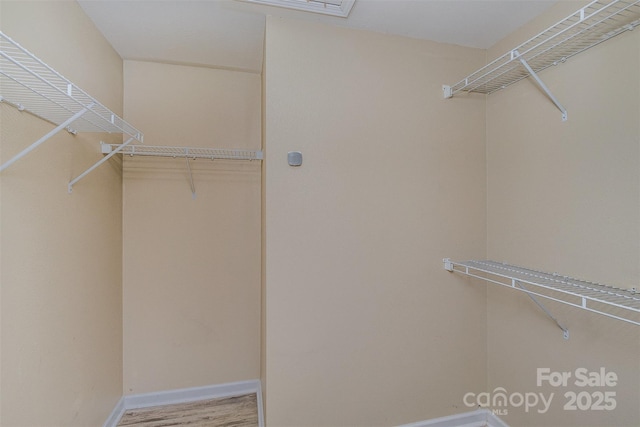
left=78, top=0, right=558, bottom=74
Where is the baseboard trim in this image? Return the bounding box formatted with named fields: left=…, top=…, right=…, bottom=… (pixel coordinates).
left=103, top=380, right=264, bottom=427
left=103, top=397, right=125, bottom=427
left=398, top=408, right=509, bottom=427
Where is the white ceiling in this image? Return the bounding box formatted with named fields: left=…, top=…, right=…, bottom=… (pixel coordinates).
left=78, top=0, right=558, bottom=74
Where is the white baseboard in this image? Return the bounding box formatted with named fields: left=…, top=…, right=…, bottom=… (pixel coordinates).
left=102, top=397, right=125, bottom=427
left=398, top=408, right=509, bottom=427
left=103, top=380, right=264, bottom=427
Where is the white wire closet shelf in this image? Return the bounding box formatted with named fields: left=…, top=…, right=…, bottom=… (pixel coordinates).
left=103, top=144, right=263, bottom=199
left=0, top=30, right=144, bottom=191
left=443, top=0, right=640, bottom=120
left=101, top=144, right=263, bottom=161
left=443, top=259, right=640, bottom=327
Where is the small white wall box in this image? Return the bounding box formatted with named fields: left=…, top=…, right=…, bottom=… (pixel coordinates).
left=288, top=151, right=302, bottom=166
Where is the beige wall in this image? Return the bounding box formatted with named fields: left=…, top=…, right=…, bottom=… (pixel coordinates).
left=264, top=16, right=487, bottom=426
left=3, top=2, right=637, bottom=426
left=0, top=1, right=124, bottom=425
left=485, top=2, right=640, bottom=425
left=122, top=60, right=262, bottom=394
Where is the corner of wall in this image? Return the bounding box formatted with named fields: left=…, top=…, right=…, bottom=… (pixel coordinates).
left=260, top=26, right=267, bottom=415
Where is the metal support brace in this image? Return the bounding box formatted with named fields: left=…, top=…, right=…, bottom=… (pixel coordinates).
left=443, top=259, right=569, bottom=340
left=185, top=157, right=196, bottom=199
left=513, top=50, right=568, bottom=121
left=0, top=106, right=90, bottom=172
left=517, top=282, right=569, bottom=340
left=68, top=136, right=135, bottom=193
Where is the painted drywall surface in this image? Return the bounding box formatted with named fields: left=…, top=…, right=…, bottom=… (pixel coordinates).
left=264, top=17, right=487, bottom=426
left=485, top=2, right=640, bottom=426
left=122, top=60, right=261, bottom=394
left=0, top=1, right=124, bottom=425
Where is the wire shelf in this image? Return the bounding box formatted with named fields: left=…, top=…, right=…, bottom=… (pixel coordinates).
left=102, top=144, right=263, bottom=161
left=103, top=144, right=262, bottom=198
left=0, top=31, right=142, bottom=139
left=444, top=259, right=640, bottom=327
left=444, top=0, right=640, bottom=97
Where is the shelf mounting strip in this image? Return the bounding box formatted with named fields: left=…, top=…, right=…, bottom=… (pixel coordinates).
left=0, top=31, right=144, bottom=192
left=442, top=0, right=640, bottom=121
left=102, top=143, right=263, bottom=199
left=444, top=259, right=640, bottom=334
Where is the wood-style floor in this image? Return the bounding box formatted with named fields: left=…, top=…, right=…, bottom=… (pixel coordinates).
left=116, top=393, right=259, bottom=427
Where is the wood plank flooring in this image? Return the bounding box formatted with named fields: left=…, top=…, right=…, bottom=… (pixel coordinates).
left=117, top=393, right=259, bottom=427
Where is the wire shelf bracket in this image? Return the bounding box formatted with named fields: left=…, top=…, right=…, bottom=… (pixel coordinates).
left=102, top=143, right=263, bottom=198
left=442, top=0, right=640, bottom=121
left=0, top=31, right=144, bottom=191
left=517, top=281, right=570, bottom=339
left=514, top=50, right=568, bottom=121
left=443, top=259, right=640, bottom=333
